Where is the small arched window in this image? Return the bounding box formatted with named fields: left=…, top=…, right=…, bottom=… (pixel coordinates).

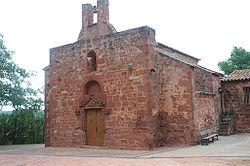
left=87, top=51, right=97, bottom=72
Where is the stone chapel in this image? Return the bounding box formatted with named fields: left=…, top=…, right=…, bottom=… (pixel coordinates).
left=44, top=0, right=224, bottom=149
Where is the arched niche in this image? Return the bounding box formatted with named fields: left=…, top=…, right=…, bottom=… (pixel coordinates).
left=84, top=80, right=101, bottom=96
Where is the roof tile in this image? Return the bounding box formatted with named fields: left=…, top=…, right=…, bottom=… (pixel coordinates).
left=222, top=69, right=250, bottom=81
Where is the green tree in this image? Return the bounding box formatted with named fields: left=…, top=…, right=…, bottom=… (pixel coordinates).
left=0, top=34, right=44, bottom=145
left=0, top=33, right=43, bottom=111
left=218, top=47, right=250, bottom=75
left=0, top=109, right=44, bottom=145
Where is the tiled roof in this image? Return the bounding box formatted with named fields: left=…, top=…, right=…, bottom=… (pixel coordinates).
left=156, top=45, right=223, bottom=76
left=157, top=42, right=200, bottom=61
left=222, top=69, right=250, bottom=81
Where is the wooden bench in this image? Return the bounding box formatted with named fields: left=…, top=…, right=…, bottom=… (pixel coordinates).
left=200, top=128, right=218, bottom=145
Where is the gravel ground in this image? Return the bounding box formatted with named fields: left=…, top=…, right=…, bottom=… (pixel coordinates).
left=0, top=155, right=250, bottom=166
left=0, top=134, right=250, bottom=166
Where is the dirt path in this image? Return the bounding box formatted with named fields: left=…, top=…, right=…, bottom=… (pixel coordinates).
left=0, top=155, right=250, bottom=166
left=1, top=134, right=250, bottom=166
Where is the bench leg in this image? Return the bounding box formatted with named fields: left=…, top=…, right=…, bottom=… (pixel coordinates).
left=201, top=139, right=207, bottom=146
left=201, top=140, right=204, bottom=145
left=206, top=139, right=209, bottom=145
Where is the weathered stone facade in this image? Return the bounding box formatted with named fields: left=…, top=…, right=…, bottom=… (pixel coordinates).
left=44, top=0, right=223, bottom=149
left=221, top=70, right=250, bottom=133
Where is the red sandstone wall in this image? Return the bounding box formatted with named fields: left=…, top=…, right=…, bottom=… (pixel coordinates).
left=45, top=26, right=157, bottom=149
left=153, top=54, right=195, bottom=147
left=222, top=81, right=250, bottom=133
left=153, top=55, right=221, bottom=147
left=192, top=68, right=221, bottom=142
left=45, top=22, right=222, bottom=149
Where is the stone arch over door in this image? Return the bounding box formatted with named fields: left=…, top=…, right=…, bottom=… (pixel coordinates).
left=80, top=80, right=105, bottom=146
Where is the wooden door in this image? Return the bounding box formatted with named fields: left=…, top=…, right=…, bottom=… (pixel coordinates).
left=96, top=110, right=104, bottom=146
left=86, top=109, right=104, bottom=146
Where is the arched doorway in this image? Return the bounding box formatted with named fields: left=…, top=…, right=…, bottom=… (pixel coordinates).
left=81, top=80, right=104, bottom=146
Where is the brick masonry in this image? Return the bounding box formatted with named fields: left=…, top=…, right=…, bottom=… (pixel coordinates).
left=44, top=0, right=224, bottom=149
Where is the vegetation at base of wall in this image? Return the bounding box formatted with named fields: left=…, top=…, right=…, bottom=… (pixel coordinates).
left=0, top=109, right=44, bottom=145
left=0, top=33, right=44, bottom=145
left=218, top=46, right=250, bottom=75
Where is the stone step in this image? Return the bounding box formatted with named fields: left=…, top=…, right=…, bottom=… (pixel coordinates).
left=220, top=131, right=233, bottom=136
left=222, top=117, right=231, bottom=120
left=220, top=128, right=229, bottom=131
left=220, top=124, right=234, bottom=135
left=221, top=119, right=232, bottom=122
left=219, top=129, right=231, bottom=136
left=221, top=121, right=231, bottom=125
left=220, top=132, right=229, bottom=136
left=220, top=128, right=230, bottom=132
left=220, top=121, right=231, bottom=124
left=221, top=121, right=231, bottom=123
left=220, top=122, right=231, bottom=126
left=219, top=113, right=234, bottom=136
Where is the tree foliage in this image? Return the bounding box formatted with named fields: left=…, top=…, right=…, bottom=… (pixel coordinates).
left=0, top=34, right=43, bottom=110
left=218, top=47, right=250, bottom=75
left=0, top=109, right=44, bottom=145
left=0, top=33, right=44, bottom=145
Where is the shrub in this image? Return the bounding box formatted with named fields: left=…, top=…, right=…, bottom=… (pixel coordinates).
left=0, top=109, right=44, bottom=145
